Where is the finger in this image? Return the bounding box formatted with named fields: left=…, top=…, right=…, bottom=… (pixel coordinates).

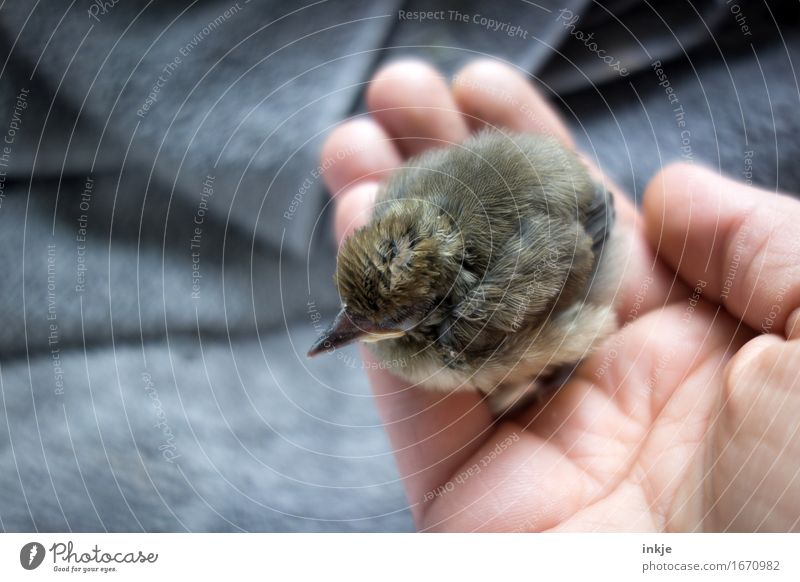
left=788, top=310, right=800, bottom=341
left=320, top=118, right=402, bottom=244
left=713, top=335, right=800, bottom=531
left=644, top=163, right=800, bottom=338
left=451, top=59, right=686, bottom=318
left=320, top=117, right=402, bottom=196
left=333, top=182, right=376, bottom=245
left=452, top=59, right=575, bottom=146
left=363, top=347, right=493, bottom=525
left=366, top=60, right=470, bottom=157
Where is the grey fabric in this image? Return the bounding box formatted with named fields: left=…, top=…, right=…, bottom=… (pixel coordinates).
left=0, top=0, right=798, bottom=531
left=0, top=328, right=408, bottom=532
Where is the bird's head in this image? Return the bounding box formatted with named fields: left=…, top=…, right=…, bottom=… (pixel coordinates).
left=308, top=209, right=462, bottom=356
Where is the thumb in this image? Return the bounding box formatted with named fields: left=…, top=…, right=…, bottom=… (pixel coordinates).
left=712, top=334, right=800, bottom=531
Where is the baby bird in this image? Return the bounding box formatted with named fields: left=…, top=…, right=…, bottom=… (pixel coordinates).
left=308, top=130, right=620, bottom=413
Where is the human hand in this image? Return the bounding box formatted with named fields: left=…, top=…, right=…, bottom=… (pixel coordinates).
left=319, top=59, right=800, bottom=531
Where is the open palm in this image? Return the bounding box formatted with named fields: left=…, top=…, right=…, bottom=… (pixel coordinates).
left=320, top=60, right=800, bottom=531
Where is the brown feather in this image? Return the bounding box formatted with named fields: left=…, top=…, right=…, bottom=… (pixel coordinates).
left=322, top=130, right=619, bottom=413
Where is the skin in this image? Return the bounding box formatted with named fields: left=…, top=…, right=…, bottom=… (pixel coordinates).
left=320, top=59, right=800, bottom=532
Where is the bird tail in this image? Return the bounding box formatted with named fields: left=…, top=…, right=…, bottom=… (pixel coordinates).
left=584, top=181, right=616, bottom=263
left=582, top=181, right=621, bottom=310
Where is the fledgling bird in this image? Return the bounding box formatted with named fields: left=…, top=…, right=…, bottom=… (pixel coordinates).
left=308, top=130, right=620, bottom=413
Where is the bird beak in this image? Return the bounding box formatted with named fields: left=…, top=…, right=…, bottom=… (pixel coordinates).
left=307, top=308, right=406, bottom=357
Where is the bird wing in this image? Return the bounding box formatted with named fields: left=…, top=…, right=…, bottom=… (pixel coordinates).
left=450, top=215, right=594, bottom=336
